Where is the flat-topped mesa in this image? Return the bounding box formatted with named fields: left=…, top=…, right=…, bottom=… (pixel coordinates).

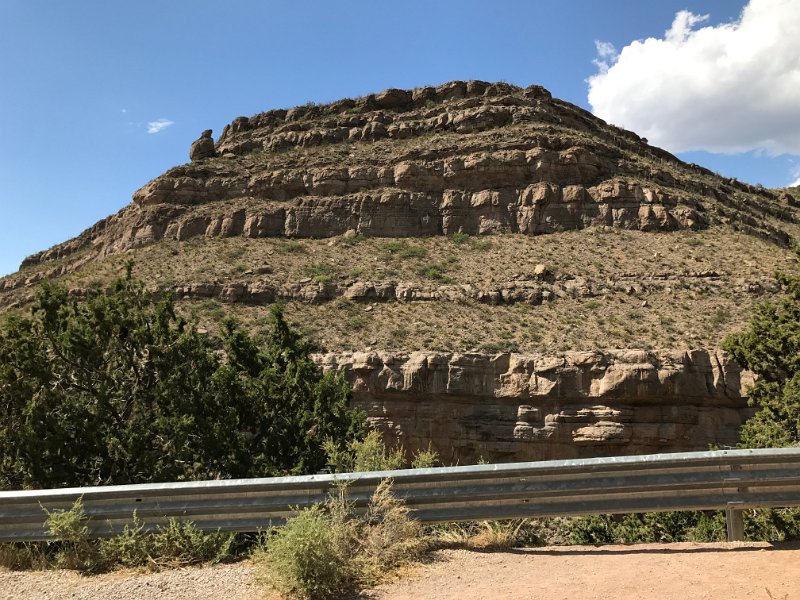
left=17, top=80, right=798, bottom=271
left=317, top=348, right=753, bottom=463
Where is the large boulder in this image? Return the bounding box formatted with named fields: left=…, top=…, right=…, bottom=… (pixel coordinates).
left=189, top=129, right=216, bottom=161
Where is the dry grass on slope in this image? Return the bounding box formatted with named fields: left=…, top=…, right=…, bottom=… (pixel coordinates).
left=10, top=225, right=788, bottom=353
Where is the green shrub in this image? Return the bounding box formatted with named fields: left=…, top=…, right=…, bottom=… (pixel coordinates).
left=304, top=263, right=336, bottom=284
left=448, top=231, right=470, bottom=245
left=283, top=240, right=306, bottom=253
left=381, top=240, right=427, bottom=260
left=0, top=269, right=364, bottom=489
left=347, top=316, right=366, bottom=330
left=340, top=233, right=368, bottom=247
left=410, top=444, right=439, bottom=469
left=324, top=430, right=405, bottom=473
left=723, top=269, right=800, bottom=448
left=44, top=498, right=101, bottom=572
left=745, top=508, right=800, bottom=541
left=99, top=516, right=234, bottom=569
left=29, top=499, right=238, bottom=573
left=256, top=506, right=353, bottom=600
left=566, top=515, right=616, bottom=545
left=255, top=479, right=426, bottom=598
left=690, top=512, right=727, bottom=542
left=416, top=263, right=451, bottom=282
left=471, top=237, right=493, bottom=251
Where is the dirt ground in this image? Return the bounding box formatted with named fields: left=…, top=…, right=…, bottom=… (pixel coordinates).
left=2, top=542, right=799, bottom=600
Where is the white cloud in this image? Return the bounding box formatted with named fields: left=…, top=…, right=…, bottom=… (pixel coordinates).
left=588, top=0, right=800, bottom=155
left=146, top=119, right=174, bottom=134
left=790, top=165, right=800, bottom=187
left=592, top=41, right=619, bottom=74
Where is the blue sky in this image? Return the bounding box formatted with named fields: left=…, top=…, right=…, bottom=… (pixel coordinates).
left=1, top=0, right=798, bottom=277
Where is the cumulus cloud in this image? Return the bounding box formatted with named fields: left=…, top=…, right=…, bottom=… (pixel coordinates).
left=146, top=118, right=174, bottom=134
left=588, top=0, right=800, bottom=155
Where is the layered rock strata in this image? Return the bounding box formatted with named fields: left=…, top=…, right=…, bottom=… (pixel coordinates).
left=0, top=270, right=779, bottom=311
left=18, top=80, right=797, bottom=271
left=318, top=349, right=752, bottom=463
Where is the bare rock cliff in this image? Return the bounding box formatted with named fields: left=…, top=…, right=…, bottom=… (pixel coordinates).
left=318, top=349, right=752, bottom=463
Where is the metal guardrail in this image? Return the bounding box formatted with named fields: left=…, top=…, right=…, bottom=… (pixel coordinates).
left=2, top=448, right=800, bottom=543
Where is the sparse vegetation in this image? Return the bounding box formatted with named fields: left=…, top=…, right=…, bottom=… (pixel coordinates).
left=448, top=231, right=470, bottom=245
left=416, top=262, right=452, bottom=282
left=0, top=498, right=235, bottom=573
left=255, top=479, right=426, bottom=599
left=6, top=227, right=795, bottom=356
left=283, top=240, right=306, bottom=253
left=304, top=262, right=337, bottom=283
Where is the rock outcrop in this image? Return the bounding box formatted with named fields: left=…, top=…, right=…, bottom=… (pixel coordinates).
left=4, top=80, right=798, bottom=464
left=189, top=129, right=216, bottom=161
left=318, top=349, right=753, bottom=463
left=17, top=80, right=797, bottom=270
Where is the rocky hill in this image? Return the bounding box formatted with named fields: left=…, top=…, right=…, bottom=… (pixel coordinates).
left=2, top=80, right=799, bottom=462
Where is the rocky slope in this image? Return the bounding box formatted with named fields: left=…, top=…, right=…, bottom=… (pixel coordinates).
left=2, top=80, right=799, bottom=462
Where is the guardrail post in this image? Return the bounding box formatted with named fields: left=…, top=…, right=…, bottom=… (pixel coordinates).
left=726, top=508, right=744, bottom=542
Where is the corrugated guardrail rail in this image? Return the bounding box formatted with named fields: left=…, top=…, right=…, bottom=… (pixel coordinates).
left=2, top=448, right=800, bottom=543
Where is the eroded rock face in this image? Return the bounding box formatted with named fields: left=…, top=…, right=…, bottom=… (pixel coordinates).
left=19, top=80, right=796, bottom=270
left=190, top=129, right=216, bottom=161
left=317, top=349, right=753, bottom=463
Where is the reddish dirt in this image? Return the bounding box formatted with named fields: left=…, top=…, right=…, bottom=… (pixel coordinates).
left=365, top=542, right=800, bottom=600
left=2, top=542, right=799, bottom=599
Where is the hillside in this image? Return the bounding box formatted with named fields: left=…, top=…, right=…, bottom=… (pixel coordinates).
left=2, top=80, right=799, bottom=461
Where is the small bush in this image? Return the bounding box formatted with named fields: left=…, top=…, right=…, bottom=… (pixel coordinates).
left=565, top=511, right=757, bottom=545
left=0, top=542, right=49, bottom=570
left=347, top=316, right=366, bottom=330
left=352, top=479, right=426, bottom=584
left=566, top=514, right=616, bottom=545
left=381, top=241, right=427, bottom=260
left=9, top=500, right=236, bottom=573
left=304, top=262, right=336, bottom=284
left=324, top=430, right=405, bottom=473
left=471, top=237, right=493, bottom=251
left=381, top=240, right=405, bottom=255
left=448, top=231, right=470, bottom=245
left=44, top=498, right=101, bottom=572
left=340, top=233, right=368, bottom=247
left=256, top=479, right=426, bottom=598
left=283, top=240, right=306, bottom=253
left=410, top=444, right=439, bottom=469
left=256, top=505, right=354, bottom=600
left=100, top=516, right=234, bottom=569
left=417, top=263, right=452, bottom=282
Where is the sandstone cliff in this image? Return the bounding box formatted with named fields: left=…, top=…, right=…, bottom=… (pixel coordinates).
left=319, top=349, right=752, bottom=462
